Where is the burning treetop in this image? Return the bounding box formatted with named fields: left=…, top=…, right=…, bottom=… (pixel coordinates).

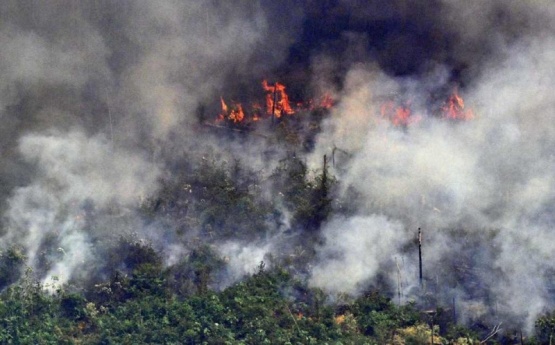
left=217, top=80, right=334, bottom=124
left=441, top=88, right=475, bottom=121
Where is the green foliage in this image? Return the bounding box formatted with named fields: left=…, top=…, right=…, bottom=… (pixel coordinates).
left=137, top=129, right=339, bottom=258
left=59, top=292, right=86, bottom=320
left=85, top=238, right=168, bottom=308
left=120, top=240, right=162, bottom=272
left=93, top=296, right=201, bottom=344
left=0, top=258, right=536, bottom=344
left=353, top=291, right=420, bottom=342
left=128, top=263, right=167, bottom=298
left=0, top=246, right=25, bottom=289
left=272, top=155, right=336, bottom=232
left=142, top=156, right=274, bottom=241
left=166, top=245, right=226, bottom=297
left=0, top=271, right=64, bottom=344
left=535, top=310, right=555, bottom=344
left=445, top=323, right=479, bottom=343
left=219, top=269, right=290, bottom=343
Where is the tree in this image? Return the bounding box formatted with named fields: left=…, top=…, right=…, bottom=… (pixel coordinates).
left=272, top=154, right=335, bottom=233
left=0, top=246, right=25, bottom=289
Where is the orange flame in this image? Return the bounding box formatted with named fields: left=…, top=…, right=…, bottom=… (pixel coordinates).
left=229, top=103, right=245, bottom=123
left=216, top=80, right=476, bottom=128
left=293, top=94, right=334, bottom=113
left=216, top=80, right=335, bottom=124
left=380, top=101, right=421, bottom=127
left=380, top=88, right=474, bottom=127
left=319, top=94, right=335, bottom=109
left=218, top=98, right=245, bottom=123
left=262, top=80, right=295, bottom=117
left=220, top=97, right=228, bottom=113
left=218, top=97, right=228, bottom=122
left=442, top=88, right=474, bottom=121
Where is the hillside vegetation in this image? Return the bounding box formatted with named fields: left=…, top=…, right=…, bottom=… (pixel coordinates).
left=1, top=145, right=554, bottom=344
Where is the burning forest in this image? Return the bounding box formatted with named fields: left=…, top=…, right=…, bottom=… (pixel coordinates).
left=1, top=0, right=555, bottom=343
left=215, top=79, right=334, bottom=126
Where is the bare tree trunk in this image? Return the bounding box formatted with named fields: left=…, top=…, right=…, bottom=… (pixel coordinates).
left=418, top=228, right=423, bottom=288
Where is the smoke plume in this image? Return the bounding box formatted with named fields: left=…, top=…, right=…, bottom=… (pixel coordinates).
left=306, top=0, right=555, bottom=331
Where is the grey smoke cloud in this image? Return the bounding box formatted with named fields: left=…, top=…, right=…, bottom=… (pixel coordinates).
left=217, top=240, right=273, bottom=285
left=5, top=131, right=160, bottom=286
left=309, top=215, right=405, bottom=295
left=0, top=0, right=301, bottom=286
left=307, top=0, right=555, bottom=330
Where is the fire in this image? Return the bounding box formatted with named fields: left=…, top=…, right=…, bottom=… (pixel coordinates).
left=217, top=97, right=228, bottom=122
left=218, top=98, right=245, bottom=123
left=380, top=101, right=421, bottom=127
left=379, top=88, right=474, bottom=127
left=262, top=80, right=295, bottom=117
left=216, top=80, right=335, bottom=124
left=441, top=88, right=475, bottom=121
left=216, top=81, right=474, bottom=127
left=319, top=94, right=334, bottom=109
left=229, top=103, right=245, bottom=123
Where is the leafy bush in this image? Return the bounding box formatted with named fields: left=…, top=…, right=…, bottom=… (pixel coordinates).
left=353, top=291, right=420, bottom=342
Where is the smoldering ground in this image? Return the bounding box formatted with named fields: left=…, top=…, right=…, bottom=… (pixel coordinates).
left=1, top=0, right=555, bottom=333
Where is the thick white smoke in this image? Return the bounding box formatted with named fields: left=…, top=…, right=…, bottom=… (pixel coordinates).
left=309, top=215, right=405, bottom=294
left=217, top=241, right=273, bottom=284
left=307, top=1, right=555, bottom=330
left=5, top=131, right=160, bottom=286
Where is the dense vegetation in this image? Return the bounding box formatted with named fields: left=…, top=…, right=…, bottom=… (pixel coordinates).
left=2, top=249, right=554, bottom=344
left=0, top=250, right=467, bottom=344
